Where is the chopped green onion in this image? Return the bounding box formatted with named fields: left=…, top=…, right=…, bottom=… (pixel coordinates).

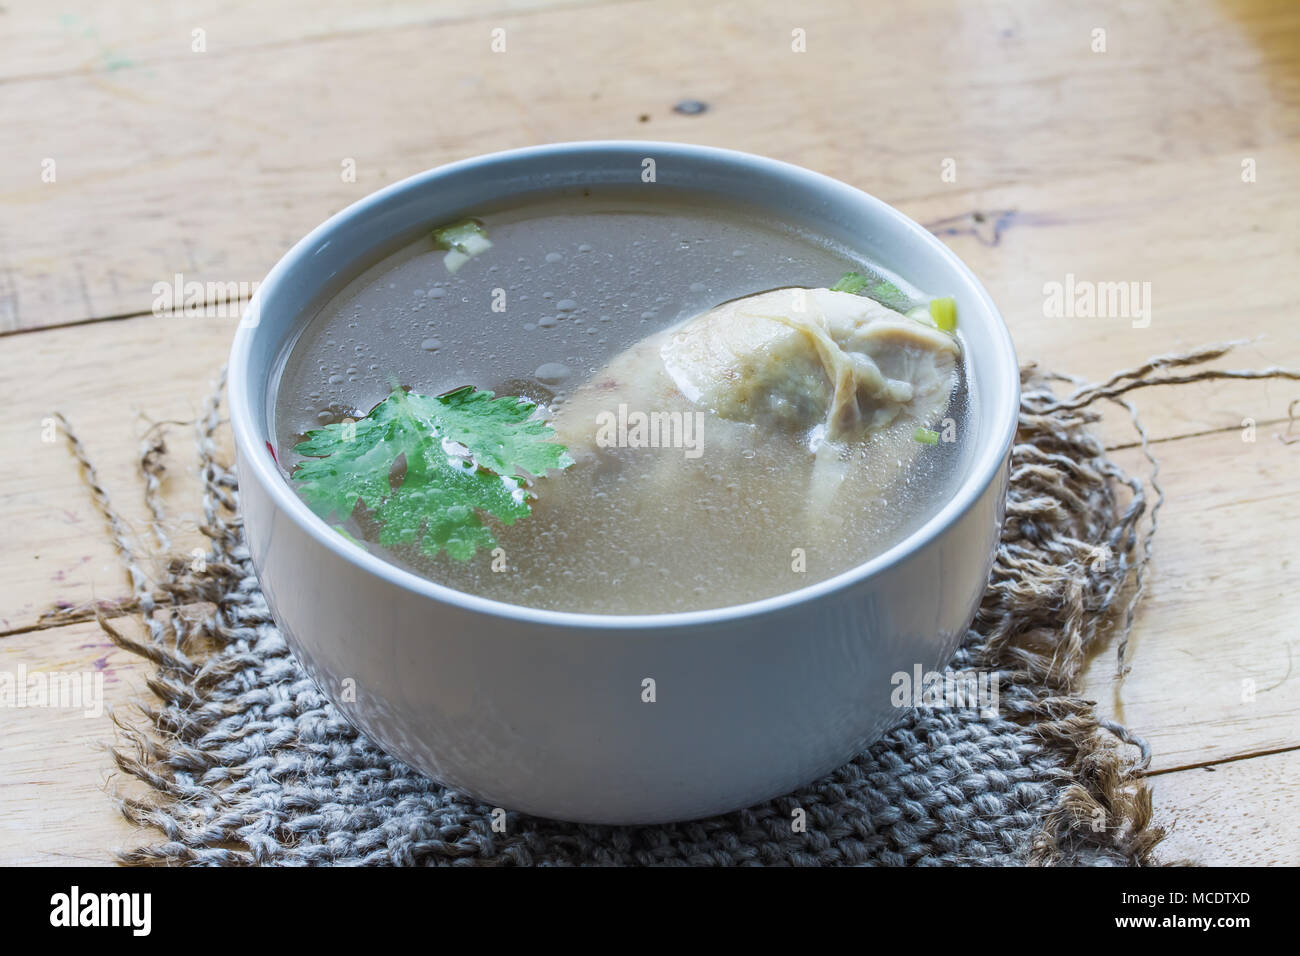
left=432, top=218, right=490, bottom=253
left=929, top=296, right=957, bottom=332
left=913, top=427, right=940, bottom=445
left=432, top=218, right=492, bottom=273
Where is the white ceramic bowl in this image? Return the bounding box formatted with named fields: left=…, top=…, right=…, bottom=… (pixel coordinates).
left=229, top=142, right=1018, bottom=824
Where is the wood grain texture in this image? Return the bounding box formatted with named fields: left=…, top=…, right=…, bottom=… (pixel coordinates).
left=1149, top=749, right=1300, bottom=866
left=0, top=313, right=237, bottom=635
left=0, top=0, right=611, bottom=81
left=0, top=618, right=152, bottom=865
left=1077, top=431, right=1300, bottom=772
left=2, top=0, right=1298, bottom=865
left=897, top=142, right=1300, bottom=450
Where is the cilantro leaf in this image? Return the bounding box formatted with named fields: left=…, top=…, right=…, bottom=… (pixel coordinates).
left=292, top=386, right=573, bottom=561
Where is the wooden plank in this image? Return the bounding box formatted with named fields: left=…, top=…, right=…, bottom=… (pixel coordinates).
left=894, top=143, right=1300, bottom=451
left=1149, top=749, right=1300, bottom=866
left=3, top=0, right=1299, bottom=331
left=0, top=0, right=609, bottom=81
left=0, top=617, right=152, bottom=865
left=0, top=313, right=237, bottom=634
left=1078, top=429, right=1300, bottom=772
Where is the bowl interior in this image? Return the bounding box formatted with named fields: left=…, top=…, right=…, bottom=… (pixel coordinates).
left=229, top=141, right=1019, bottom=627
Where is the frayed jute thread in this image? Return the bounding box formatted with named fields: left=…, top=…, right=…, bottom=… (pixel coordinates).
left=51, top=346, right=1299, bottom=865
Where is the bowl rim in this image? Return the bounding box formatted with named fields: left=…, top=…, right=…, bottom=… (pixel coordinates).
left=229, top=140, right=1019, bottom=632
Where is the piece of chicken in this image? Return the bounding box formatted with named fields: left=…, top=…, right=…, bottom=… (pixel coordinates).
left=553, top=287, right=959, bottom=455
left=659, top=287, right=958, bottom=443
left=508, top=287, right=963, bottom=604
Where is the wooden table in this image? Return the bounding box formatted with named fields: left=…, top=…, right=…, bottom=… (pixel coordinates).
left=2, top=0, right=1296, bottom=865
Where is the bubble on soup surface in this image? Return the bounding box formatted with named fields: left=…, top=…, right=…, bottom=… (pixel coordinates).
left=534, top=363, right=571, bottom=385
left=420, top=338, right=442, bottom=351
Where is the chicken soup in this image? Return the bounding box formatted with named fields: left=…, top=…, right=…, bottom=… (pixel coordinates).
left=272, top=190, right=975, bottom=613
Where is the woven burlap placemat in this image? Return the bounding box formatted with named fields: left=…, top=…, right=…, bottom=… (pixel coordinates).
left=48, top=344, right=1298, bottom=865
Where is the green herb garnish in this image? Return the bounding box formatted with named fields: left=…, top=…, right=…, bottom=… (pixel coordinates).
left=829, top=271, right=870, bottom=295
left=432, top=218, right=492, bottom=273
left=913, top=427, right=940, bottom=445
left=829, top=270, right=914, bottom=313
left=293, top=386, right=572, bottom=561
